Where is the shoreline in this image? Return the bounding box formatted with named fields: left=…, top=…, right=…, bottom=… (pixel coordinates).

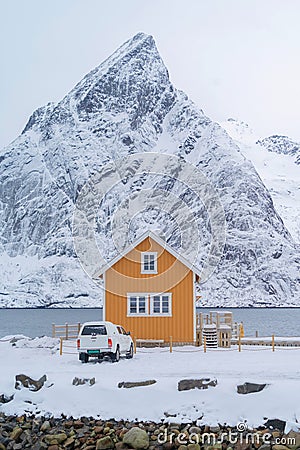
left=0, top=413, right=299, bottom=450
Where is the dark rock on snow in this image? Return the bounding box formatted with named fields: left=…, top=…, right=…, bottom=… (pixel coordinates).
left=15, top=374, right=47, bottom=392
left=118, top=380, right=156, bottom=388
left=237, top=382, right=267, bottom=395
left=178, top=378, right=217, bottom=391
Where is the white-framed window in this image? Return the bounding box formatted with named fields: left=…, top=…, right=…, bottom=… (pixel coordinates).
left=127, top=294, right=148, bottom=316
left=141, top=252, right=157, bottom=274
left=150, top=293, right=172, bottom=316
left=127, top=293, right=172, bottom=317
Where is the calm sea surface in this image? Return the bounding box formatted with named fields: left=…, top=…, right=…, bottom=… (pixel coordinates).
left=0, top=308, right=300, bottom=338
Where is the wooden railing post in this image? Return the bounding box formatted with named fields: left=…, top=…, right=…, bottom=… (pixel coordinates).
left=272, top=334, right=275, bottom=352
left=204, top=336, right=207, bottom=353
left=170, top=336, right=173, bottom=353
left=77, top=323, right=81, bottom=334
left=133, top=337, right=137, bottom=354
left=65, top=323, right=69, bottom=340
left=255, top=330, right=259, bottom=338
left=52, top=324, right=56, bottom=338
left=238, top=334, right=241, bottom=352
left=59, top=337, right=63, bottom=356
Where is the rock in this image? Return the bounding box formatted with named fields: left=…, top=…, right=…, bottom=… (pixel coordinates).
left=64, top=436, right=75, bottom=447
left=10, top=427, right=23, bottom=441
left=123, top=427, right=150, bottom=449
left=237, top=383, right=267, bottom=395
left=272, top=446, right=291, bottom=450
left=187, top=444, right=200, bottom=450
left=264, top=419, right=286, bottom=433
left=72, top=377, right=96, bottom=386
left=40, top=420, right=51, bottom=432
left=12, top=444, right=23, bottom=450
left=115, top=442, right=128, bottom=450
left=118, top=380, right=156, bottom=388
left=0, top=444, right=5, bottom=450
left=236, top=440, right=251, bottom=450
left=32, top=444, right=48, bottom=450
left=164, top=412, right=177, bottom=418
left=188, top=427, right=201, bottom=435
left=283, top=430, right=300, bottom=449
left=48, top=446, right=59, bottom=450
left=15, top=374, right=47, bottom=392
left=44, top=433, right=68, bottom=444
left=178, top=379, right=217, bottom=391
left=209, top=426, right=220, bottom=433
left=96, top=436, right=115, bottom=449
left=178, top=446, right=188, bottom=450
left=73, top=420, right=84, bottom=428
left=0, top=394, right=14, bottom=404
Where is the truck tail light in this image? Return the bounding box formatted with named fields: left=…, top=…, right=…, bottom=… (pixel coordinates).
left=77, top=339, right=80, bottom=350
left=108, top=338, right=112, bottom=348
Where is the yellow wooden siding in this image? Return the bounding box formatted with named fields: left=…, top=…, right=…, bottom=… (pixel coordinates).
left=105, top=237, right=194, bottom=343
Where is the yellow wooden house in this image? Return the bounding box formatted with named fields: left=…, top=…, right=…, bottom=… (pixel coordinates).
left=95, top=231, right=201, bottom=343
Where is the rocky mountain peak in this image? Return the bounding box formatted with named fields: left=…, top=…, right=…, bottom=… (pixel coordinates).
left=0, top=33, right=299, bottom=307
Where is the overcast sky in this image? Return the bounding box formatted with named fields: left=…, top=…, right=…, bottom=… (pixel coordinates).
left=1, top=0, right=300, bottom=148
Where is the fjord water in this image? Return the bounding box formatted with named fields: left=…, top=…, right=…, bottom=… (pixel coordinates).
left=0, top=308, right=300, bottom=339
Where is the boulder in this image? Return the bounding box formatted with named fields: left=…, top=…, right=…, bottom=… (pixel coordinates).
left=96, top=436, right=115, bottom=449
left=283, top=430, right=300, bottom=449
left=40, top=420, right=51, bottom=432
left=123, top=427, right=149, bottom=449
left=10, top=426, right=23, bottom=441
left=44, top=433, right=68, bottom=444
left=72, top=377, right=96, bottom=386
left=118, top=380, right=156, bottom=389
left=264, top=419, right=286, bottom=432
left=15, top=374, right=47, bottom=392
left=178, top=378, right=217, bottom=391
left=237, top=382, right=267, bottom=395
left=187, top=444, right=200, bottom=450
left=0, top=393, right=14, bottom=403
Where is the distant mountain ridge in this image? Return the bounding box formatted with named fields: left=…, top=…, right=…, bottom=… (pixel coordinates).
left=220, top=118, right=300, bottom=243
left=0, top=33, right=299, bottom=307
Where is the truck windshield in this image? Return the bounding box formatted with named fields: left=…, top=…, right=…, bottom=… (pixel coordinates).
left=81, top=325, right=107, bottom=336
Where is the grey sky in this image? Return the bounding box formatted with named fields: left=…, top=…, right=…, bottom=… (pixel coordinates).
left=1, top=0, right=300, bottom=149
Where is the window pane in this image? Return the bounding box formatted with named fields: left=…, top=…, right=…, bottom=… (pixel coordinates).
left=143, top=254, right=149, bottom=270
left=82, top=325, right=107, bottom=336
left=162, top=296, right=169, bottom=313
left=138, top=296, right=146, bottom=313
left=153, top=296, right=161, bottom=313
left=130, top=297, right=137, bottom=313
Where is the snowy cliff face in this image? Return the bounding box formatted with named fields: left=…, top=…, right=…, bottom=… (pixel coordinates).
left=0, top=33, right=299, bottom=307
left=221, top=119, right=300, bottom=244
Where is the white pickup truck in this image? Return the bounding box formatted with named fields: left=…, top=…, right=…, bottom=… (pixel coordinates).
left=77, top=321, right=134, bottom=363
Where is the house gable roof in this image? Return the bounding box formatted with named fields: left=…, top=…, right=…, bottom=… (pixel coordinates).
left=93, top=230, right=201, bottom=278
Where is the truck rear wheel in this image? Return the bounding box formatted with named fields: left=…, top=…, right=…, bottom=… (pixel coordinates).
left=111, top=346, right=120, bottom=363
left=79, top=353, right=89, bottom=363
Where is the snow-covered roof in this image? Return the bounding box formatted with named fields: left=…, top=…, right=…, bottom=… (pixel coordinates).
left=93, top=230, right=202, bottom=278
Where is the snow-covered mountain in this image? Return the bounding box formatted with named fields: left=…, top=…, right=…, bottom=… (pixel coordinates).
left=0, top=32, right=299, bottom=307
left=221, top=119, right=300, bottom=243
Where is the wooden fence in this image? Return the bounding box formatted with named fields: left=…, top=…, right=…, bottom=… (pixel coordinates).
left=52, top=323, right=81, bottom=340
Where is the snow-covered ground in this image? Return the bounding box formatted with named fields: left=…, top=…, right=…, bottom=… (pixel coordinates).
left=0, top=336, right=300, bottom=430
